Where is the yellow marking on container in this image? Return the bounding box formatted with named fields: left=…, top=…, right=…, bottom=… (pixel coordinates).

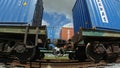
left=23, top=2, right=27, bottom=6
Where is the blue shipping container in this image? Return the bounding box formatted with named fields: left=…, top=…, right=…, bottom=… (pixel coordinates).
left=0, top=0, right=43, bottom=26
left=47, top=27, right=56, bottom=41
left=73, top=0, right=120, bottom=33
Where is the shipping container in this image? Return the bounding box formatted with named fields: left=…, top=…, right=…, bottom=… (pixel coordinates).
left=0, top=0, right=43, bottom=26
left=60, top=27, right=74, bottom=41
left=47, top=27, right=56, bottom=41
left=73, top=0, right=120, bottom=34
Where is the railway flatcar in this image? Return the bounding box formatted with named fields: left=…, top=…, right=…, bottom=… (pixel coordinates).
left=0, top=0, right=48, bottom=63
left=70, top=0, right=120, bottom=63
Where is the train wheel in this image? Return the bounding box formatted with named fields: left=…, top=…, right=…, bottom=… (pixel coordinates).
left=86, top=43, right=106, bottom=63
left=0, top=42, right=5, bottom=55
left=75, top=46, right=87, bottom=62
left=1, top=41, right=16, bottom=56
left=104, top=44, right=119, bottom=63
left=14, top=41, right=36, bottom=63
left=104, top=53, right=118, bottom=63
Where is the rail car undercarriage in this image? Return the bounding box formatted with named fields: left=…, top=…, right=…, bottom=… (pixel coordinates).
left=70, top=29, right=120, bottom=63
left=0, top=26, right=120, bottom=63
left=0, top=26, right=48, bottom=63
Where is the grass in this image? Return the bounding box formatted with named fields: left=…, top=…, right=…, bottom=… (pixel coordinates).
left=44, top=53, right=69, bottom=60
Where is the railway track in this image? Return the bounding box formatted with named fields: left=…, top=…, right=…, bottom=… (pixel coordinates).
left=0, top=58, right=120, bottom=68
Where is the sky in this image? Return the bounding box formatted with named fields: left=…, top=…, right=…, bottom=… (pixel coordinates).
left=42, top=0, right=76, bottom=39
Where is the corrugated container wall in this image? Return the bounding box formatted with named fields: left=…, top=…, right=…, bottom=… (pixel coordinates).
left=60, top=27, right=74, bottom=41
left=0, top=0, right=43, bottom=26
left=47, top=27, right=56, bottom=41
left=73, top=0, right=120, bottom=34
